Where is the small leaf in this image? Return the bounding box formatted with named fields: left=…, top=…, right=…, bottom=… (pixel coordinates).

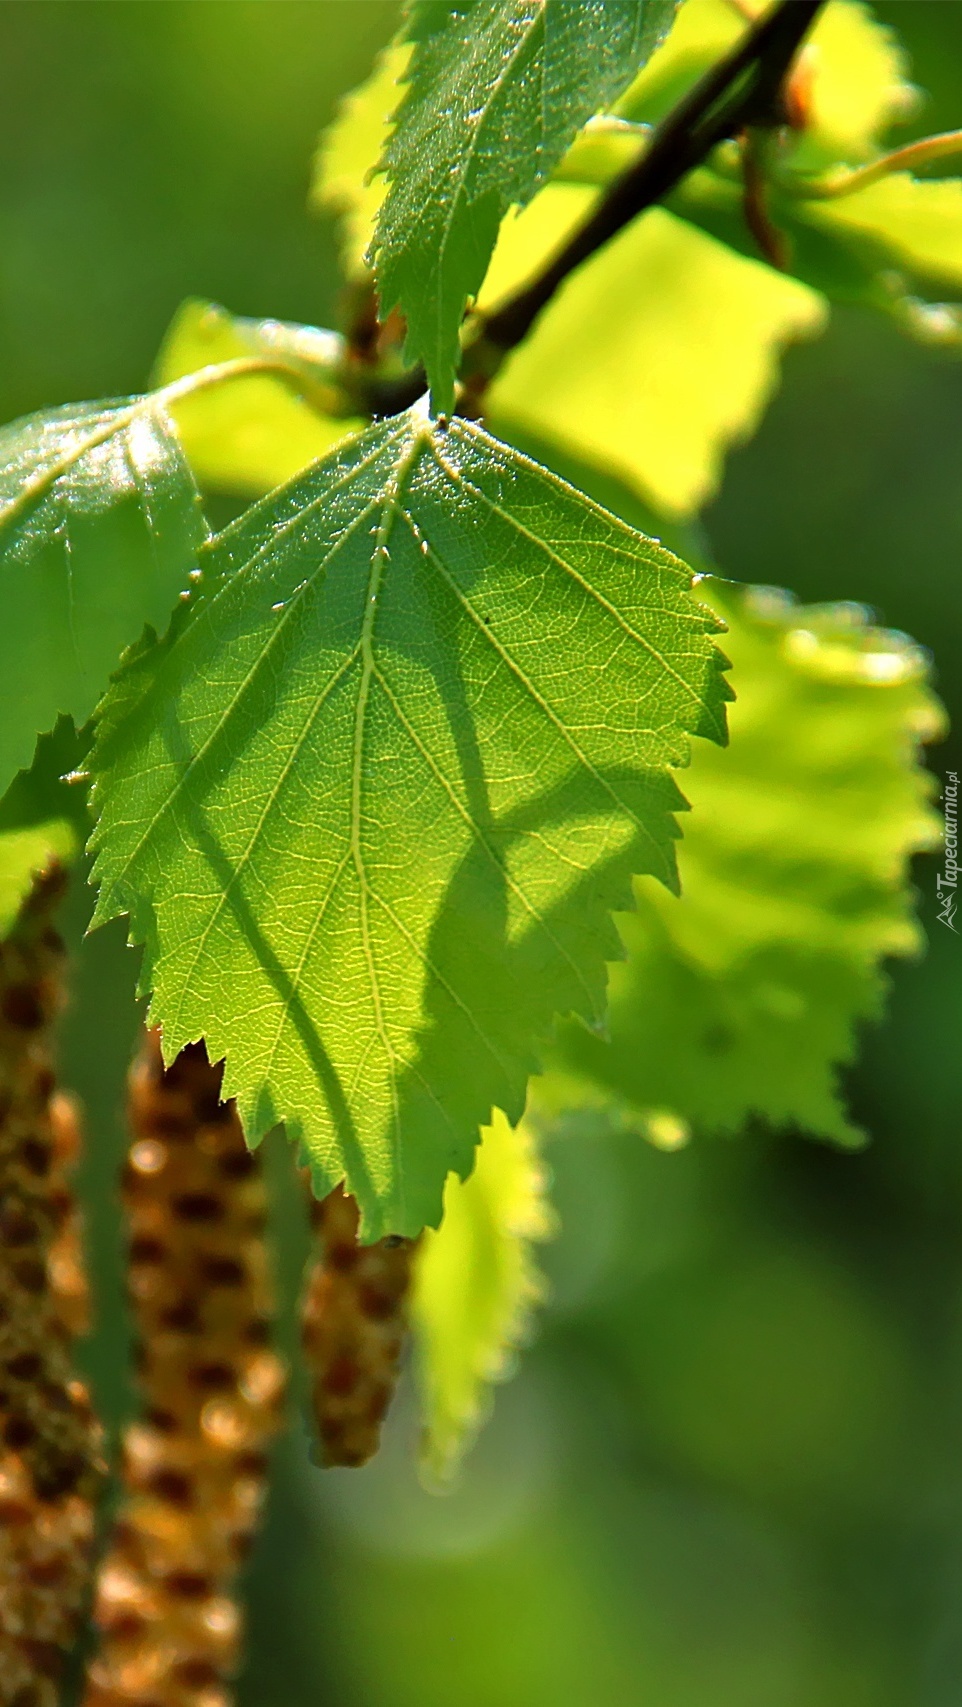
left=412, top=1107, right=554, bottom=1485
left=0, top=396, right=207, bottom=797
left=538, top=580, right=943, bottom=1147
left=372, top=0, right=678, bottom=411
left=88, top=407, right=728, bottom=1238
left=154, top=299, right=362, bottom=499
left=487, top=202, right=826, bottom=518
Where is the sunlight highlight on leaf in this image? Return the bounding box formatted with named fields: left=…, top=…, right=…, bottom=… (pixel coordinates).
left=487, top=204, right=826, bottom=518
left=311, top=43, right=411, bottom=280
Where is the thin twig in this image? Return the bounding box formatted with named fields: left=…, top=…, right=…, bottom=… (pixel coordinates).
left=792, top=127, right=962, bottom=198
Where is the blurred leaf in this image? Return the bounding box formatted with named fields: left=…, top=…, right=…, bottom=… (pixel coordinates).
left=0, top=396, right=207, bottom=800
left=788, top=0, right=914, bottom=169
left=537, top=579, right=942, bottom=1147
left=312, top=43, right=411, bottom=280
left=154, top=298, right=362, bottom=498
left=372, top=0, right=678, bottom=410
left=671, top=163, right=962, bottom=338
left=619, top=0, right=913, bottom=167
left=412, top=1107, right=554, bottom=1485
left=668, top=166, right=893, bottom=309
left=0, top=821, right=77, bottom=938
left=0, top=719, right=90, bottom=937
left=487, top=201, right=826, bottom=518
left=798, top=173, right=962, bottom=295
left=88, top=406, right=727, bottom=1238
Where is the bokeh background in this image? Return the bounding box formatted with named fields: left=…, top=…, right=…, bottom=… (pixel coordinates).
left=1, top=3, right=960, bottom=1703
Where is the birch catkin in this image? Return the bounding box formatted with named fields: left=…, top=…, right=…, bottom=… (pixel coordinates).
left=84, top=1034, right=286, bottom=1707
left=0, top=863, right=105, bottom=1707
left=300, top=1185, right=418, bottom=1468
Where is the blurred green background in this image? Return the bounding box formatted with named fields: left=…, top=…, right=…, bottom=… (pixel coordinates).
left=2, top=3, right=960, bottom=1703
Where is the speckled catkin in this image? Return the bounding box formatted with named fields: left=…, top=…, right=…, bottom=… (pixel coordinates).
left=300, top=1185, right=418, bottom=1468
left=0, top=863, right=105, bottom=1707
left=83, top=1033, right=286, bottom=1707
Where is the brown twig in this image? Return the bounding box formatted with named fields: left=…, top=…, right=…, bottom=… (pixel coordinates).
left=741, top=127, right=790, bottom=268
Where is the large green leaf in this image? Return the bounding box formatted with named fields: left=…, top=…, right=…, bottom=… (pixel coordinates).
left=88, top=406, right=728, bottom=1239
left=412, top=1106, right=554, bottom=1484
left=0, top=395, right=207, bottom=797
left=372, top=0, right=678, bottom=411
left=537, top=580, right=942, bottom=1147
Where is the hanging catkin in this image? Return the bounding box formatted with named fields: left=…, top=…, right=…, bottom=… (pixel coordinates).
left=0, top=862, right=105, bottom=1707
left=300, top=1184, right=418, bottom=1468
left=83, top=1033, right=286, bottom=1707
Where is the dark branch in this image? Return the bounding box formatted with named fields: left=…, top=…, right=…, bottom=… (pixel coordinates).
left=368, top=0, right=827, bottom=417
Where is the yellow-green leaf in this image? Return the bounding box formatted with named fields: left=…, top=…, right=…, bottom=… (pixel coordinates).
left=799, top=174, right=962, bottom=295
left=618, top=0, right=912, bottom=167
left=486, top=204, right=826, bottom=518
left=412, top=1107, right=554, bottom=1485
left=537, top=580, right=943, bottom=1147
left=88, top=407, right=728, bottom=1238
left=311, top=43, right=411, bottom=280
left=0, top=821, right=78, bottom=939
left=154, top=299, right=361, bottom=499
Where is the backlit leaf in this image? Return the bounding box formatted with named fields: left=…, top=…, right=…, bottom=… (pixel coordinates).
left=618, top=0, right=912, bottom=167
left=537, top=580, right=942, bottom=1147
left=154, top=299, right=361, bottom=499
left=311, top=44, right=411, bottom=280
left=799, top=174, right=962, bottom=295
left=486, top=202, right=826, bottom=518
left=88, top=407, right=728, bottom=1239
left=412, top=1106, right=554, bottom=1484
left=0, top=720, right=91, bottom=936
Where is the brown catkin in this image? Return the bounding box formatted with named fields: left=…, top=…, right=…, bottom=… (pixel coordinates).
left=83, top=1033, right=286, bottom=1707
left=300, top=1185, right=418, bottom=1468
left=0, top=863, right=106, bottom=1707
